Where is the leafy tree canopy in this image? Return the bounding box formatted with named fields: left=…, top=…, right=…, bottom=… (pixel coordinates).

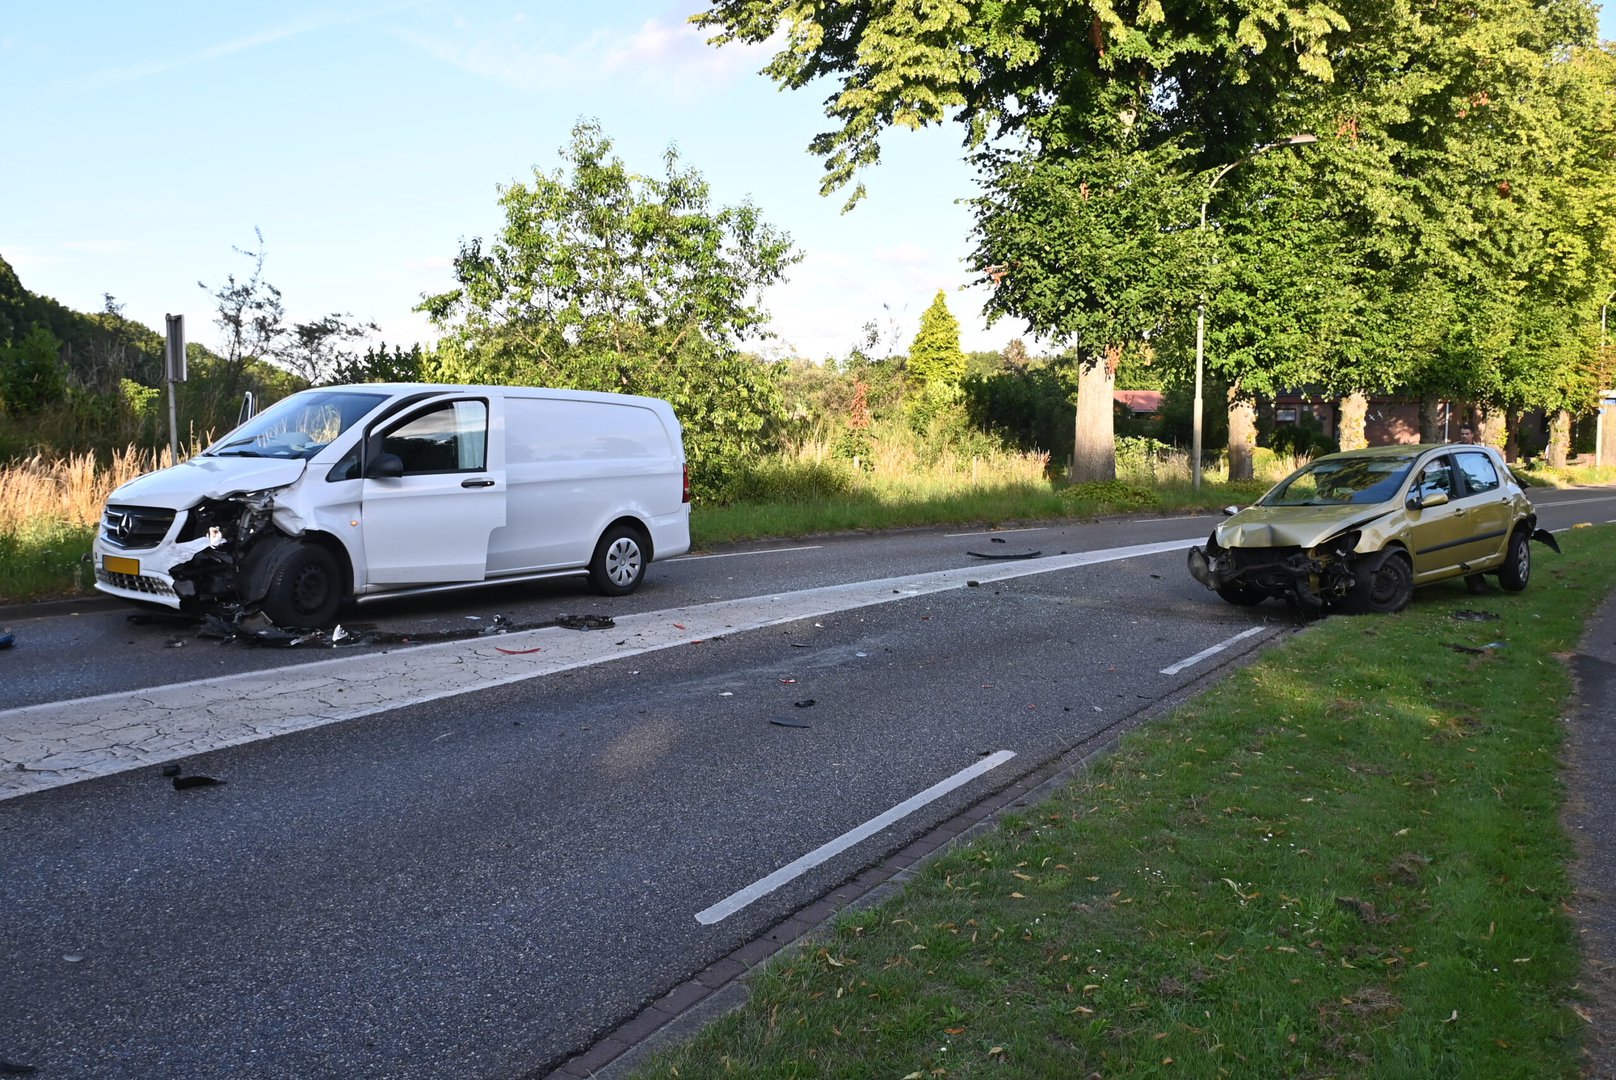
left=418, top=120, right=804, bottom=488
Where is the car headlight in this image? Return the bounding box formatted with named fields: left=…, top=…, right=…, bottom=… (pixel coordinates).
left=1316, top=530, right=1360, bottom=558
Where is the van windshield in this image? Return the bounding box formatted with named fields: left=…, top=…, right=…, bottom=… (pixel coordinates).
left=206, top=391, right=388, bottom=460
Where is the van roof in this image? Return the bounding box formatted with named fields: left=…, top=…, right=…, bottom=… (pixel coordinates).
left=331, top=384, right=675, bottom=410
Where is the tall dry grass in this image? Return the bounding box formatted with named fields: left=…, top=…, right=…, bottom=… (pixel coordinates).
left=0, top=447, right=175, bottom=535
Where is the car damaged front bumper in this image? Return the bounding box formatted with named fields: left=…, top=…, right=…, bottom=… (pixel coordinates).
left=1188, top=533, right=1360, bottom=609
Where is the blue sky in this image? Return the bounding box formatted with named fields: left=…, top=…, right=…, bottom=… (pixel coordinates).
left=2, top=1, right=1007, bottom=365
left=5, top=3, right=1613, bottom=368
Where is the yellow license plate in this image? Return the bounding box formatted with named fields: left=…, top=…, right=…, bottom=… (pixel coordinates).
left=103, top=555, right=140, bottom=576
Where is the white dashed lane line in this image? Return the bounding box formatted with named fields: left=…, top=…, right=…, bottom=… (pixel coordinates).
left=1160, top=626, right=1268, bottom=675
left=695, top=750, right=1018, bottom=925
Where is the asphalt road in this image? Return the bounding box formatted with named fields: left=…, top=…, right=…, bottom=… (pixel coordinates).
left=3, top=490, right=1614, bottom=1079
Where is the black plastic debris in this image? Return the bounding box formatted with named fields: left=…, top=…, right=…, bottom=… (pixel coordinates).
left=769, top=715, right=811, bottom=728
left=173, top=775, right=225, bottom=790
left=990, top=536, right=1006, bottom=543
left=558, top=614, right=616, bottom=631
left=1451, top=610, right=1501, bottom=622
left=0, top=1058, right=40, bottom=1075
left=794, top=699, right=816, bottom=708
left=0, top=632, right=13, bottom=650
left=161, top=764, right=181, bottom=778
left=164, top=637, right=186, bottom=649
left=967, top=580, right=981, bottom=587
left=967, top=549, right=1041, bottom=560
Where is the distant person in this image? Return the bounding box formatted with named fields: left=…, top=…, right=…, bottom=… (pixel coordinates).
left=1457, top=424, right=1477, bottom=444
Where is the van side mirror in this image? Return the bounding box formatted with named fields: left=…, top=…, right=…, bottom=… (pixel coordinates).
left=366, top=453, right=403, bottom=479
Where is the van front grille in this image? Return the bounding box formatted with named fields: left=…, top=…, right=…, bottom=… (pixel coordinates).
left=101, top=505, right=178, bottom=549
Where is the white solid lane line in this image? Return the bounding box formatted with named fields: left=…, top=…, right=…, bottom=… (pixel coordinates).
left=1, top=537, right=1196, bottom=800
left=695, top=750, right=1018, bottom=926
left=1160, top=626, right=1267, bottom=676
left=675, top=545, right=823, bottom=561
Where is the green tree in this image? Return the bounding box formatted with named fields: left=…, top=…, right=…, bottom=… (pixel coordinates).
left=906, top=290, right=966, bottom=390
left=199, top=227, right=285, bottom=405
left=0, top=325, right=66, bottom=415
left=972, top=143, right=1203, bottom=480
left=418, top=120, right=803, bottom=488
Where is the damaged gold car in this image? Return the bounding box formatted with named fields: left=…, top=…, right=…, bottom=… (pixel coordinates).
left=1187, top=443, right=1558, bottom=614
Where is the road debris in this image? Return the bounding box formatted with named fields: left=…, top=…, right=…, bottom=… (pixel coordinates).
left=967, top=548, right=1041, bottom=560
left=172, top=774, right=225, bottom=790
left=769, top=715, right=811, bottom=728
left=557, top=614, right=616, bottom=631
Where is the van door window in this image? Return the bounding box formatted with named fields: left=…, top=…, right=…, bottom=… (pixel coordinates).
left=384, top=401, right=488, bottom=473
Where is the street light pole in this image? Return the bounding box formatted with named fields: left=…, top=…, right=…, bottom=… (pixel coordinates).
left=1192, top=134, right=1318, bottom=491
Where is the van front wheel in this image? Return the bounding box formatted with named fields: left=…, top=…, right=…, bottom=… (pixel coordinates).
left=260, top=542, right=342, bottom=627
left=589, top=525, right=647, bottom=596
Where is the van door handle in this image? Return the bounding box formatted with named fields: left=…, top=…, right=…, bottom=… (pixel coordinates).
left=461, top=478, right=495, bottom=489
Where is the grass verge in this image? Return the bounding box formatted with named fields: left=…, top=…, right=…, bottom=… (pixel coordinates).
left=0, top=523, right=96, bottom=605
left=631, top=525, right=1616, bottom=1079
left=689, top=479, right=1268, bottom=549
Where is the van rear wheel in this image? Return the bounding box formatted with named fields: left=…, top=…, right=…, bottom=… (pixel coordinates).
left=588, top=525, right=647, bottom=596
left=259, top=542, right=342, bottom=627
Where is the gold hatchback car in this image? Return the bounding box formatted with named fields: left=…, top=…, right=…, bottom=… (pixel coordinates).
left=1187, top=443, right=1559, bottom=614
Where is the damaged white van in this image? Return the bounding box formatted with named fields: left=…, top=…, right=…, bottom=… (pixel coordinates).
left=93, top=384, right=692, bottom=625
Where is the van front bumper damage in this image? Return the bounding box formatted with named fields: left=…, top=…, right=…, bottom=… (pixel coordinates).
left=94, top=490, right=291, bottom=613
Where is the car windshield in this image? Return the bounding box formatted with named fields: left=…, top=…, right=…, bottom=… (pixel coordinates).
left=206, top=391, right=388, bottom=460
left=1260, top=455, right=1418, bottom=507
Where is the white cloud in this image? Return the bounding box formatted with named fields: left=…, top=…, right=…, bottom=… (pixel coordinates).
left=49, top=5, right=420, bottom=98
left=394, top=14, right=769, bottom=99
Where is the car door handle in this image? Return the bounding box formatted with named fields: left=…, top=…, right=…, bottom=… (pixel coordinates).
left=461, top=478, right=495, bottom=489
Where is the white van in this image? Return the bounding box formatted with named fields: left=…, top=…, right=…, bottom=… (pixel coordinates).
left=93, top=384, right=692, bottom=625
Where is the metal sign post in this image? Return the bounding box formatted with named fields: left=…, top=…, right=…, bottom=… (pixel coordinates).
left=164, top=314, right=186, bottom=462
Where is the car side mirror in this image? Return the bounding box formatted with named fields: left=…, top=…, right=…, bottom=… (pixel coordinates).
left=366, top=453, right=403, bottom=479
left=1407, top=490, right=1448, bottom=511
left=1221, top=505, right=1241, bottom=517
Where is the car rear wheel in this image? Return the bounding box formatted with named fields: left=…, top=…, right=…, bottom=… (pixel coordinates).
left=1497, top=528, right=1531, bottom=592
left=258, top=542, right=342, bottom=627
left=1343, top=549, right=1413, bottom=614
left=588, top=524, right=648, bottom=596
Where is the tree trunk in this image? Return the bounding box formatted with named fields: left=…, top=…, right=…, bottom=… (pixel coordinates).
left=1504, top=409, right=1521, bottom=462
left=1227, top=385, right=1258, bottom=481
left=1548, top=409, right=1571, bottom=467
left=1338, top=392, right=1369, bottom=450
left=1418, top=398, right=1440, bottom=443
left=1071, top=348, right=1117, bottom=484
left=1478, top=404, right=1506, bottom=449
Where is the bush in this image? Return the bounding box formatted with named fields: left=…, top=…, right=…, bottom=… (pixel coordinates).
left=1059, top=479, right=1161, bottom=512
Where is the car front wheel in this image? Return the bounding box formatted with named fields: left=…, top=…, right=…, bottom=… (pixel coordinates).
left=1497, top=528, right=1531, bottom=592
left=1343, top=549, right=1413, bottom=614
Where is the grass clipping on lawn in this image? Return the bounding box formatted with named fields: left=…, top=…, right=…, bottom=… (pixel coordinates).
left=635, top=526, right=1615, bottom=1080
